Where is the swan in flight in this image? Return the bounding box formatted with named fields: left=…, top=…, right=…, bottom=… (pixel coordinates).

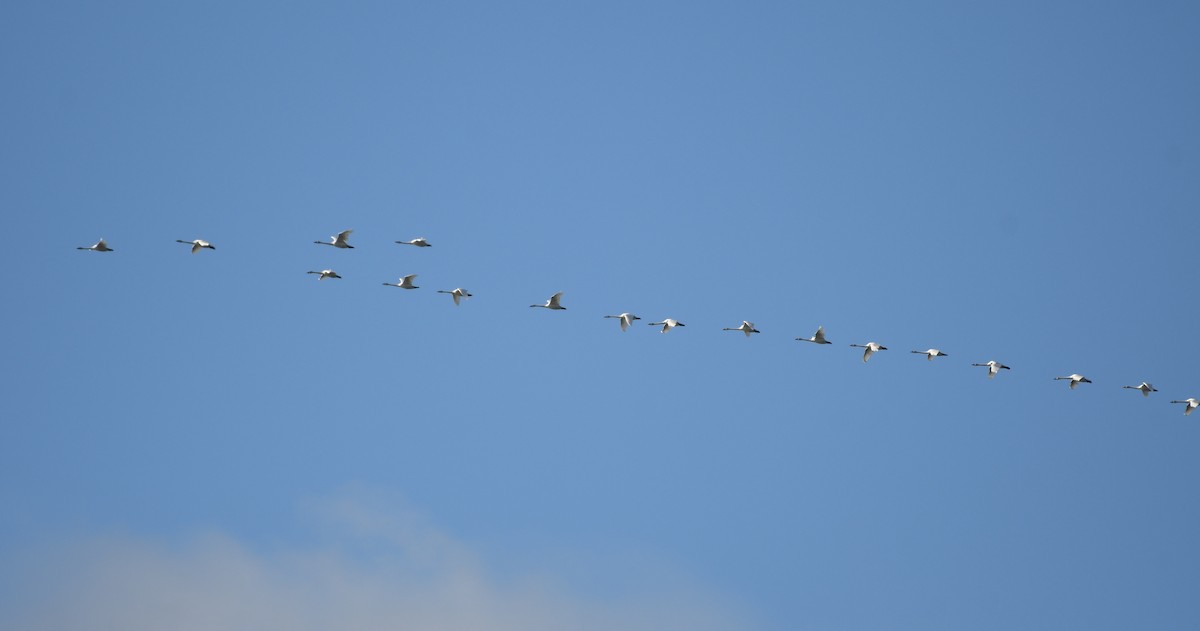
left=971, top=360, right=1011, bottom=378
left=383, top=274, right=419, bottom=289
left=795, top=326, right=831, bottom=344
left=723, top=321, right=760, bottom=337
left=395, top=238, right=432, bottom=247
left=530, top=292, right=567, bottom=310
left=1170, top=398, right=1199, bottom=416
left=849, top=342, right=887, bottom=363
left=1054, top=374, right=1092, bottom=389
left=176, top=239, right=215, bottom=253
left=912, top=348, right=949, bottom=361
left=77, top=238, right=113, bottom=252
left=1122, top=382, right=1158, bottom=397
left=307, top=269, right=341, bottom=280
left=604, top=313, right=641, bottom=331
left=315, top=229, right=354, bottom=249
left=437, top=288, right=472, bottom=305
left=648, top=319, right=685, bottom=333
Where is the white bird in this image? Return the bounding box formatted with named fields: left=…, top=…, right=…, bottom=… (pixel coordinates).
left=1122, top=382, right=1158, bottom=397
left=1170, top=398, right=1199, bottom=416
left=849, top=342, right=887, bottom=363
left=307, top=269, right=341, bottom=280
left=437, top=288, right=472, bottom=305
left=971, top=360, right=1011, bottom=378
left=315, top=229, right=354, bottom=249
left=604, top=313, right=641, bottom=332
left=795, top=326, right=831, bottom=344
left=530, top=292, right=566, bottom=310
left=383, top=274, right=419, bottom=289
left=77, top=238, right=113, bottom=252
left=176, top=239, right=215, bottom=253
left=912, top=348, right=949, bottom=361
left=395, top=238, right=431, bottom=247
left=1054, top=374, right=1092, bottom=389
left=648, top=318, right=685, bottom=333
left=722, top=321, right=760, bottom=337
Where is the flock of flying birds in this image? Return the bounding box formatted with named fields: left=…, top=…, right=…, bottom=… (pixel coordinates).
left=76, top=230, right=1199, bottom=417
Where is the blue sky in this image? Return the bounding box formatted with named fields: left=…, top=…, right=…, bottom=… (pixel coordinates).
left=2, top=1, right=1199, bottom=628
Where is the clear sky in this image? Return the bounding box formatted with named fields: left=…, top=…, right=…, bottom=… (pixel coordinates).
left=2, top=1, right=1199, bottom=629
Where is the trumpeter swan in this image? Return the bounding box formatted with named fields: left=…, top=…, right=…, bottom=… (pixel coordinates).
left=849, top=342, right=887, bottom=363
left=1054, top=374, right=1092, bottom=389
left=648, top=319, right=685, bottom=333
left=530, top=292, right=566, bottom=310
left=971, top=360, right=1011, bottom=378
left=383, top=274, right=419, bottom=289
left=604, top=313, right=641, bottom=331
left=307, top=269, right=341, bottom=280
left=912, top=348, right=949, bottom=361
left=722, top=321, right=760, bottom=337
left=437, top=288, right=472, bottom=305
left=176, top=239, right=215, bottom=253
left=1122, top=382, right=1158, bottom=397
left=795, top=326, right=831, bottom=344
left=77, top=239, right=113, bottom=252
left=1170, top=398, right=1199, bottom=415
left=396, top=238, right=431, bottom=247
left=315, top=229, right=354, bottom=248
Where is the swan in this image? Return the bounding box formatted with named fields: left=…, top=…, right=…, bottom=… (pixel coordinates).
left=1170, top=398, right=1199, bottom=416
left=383, top=274, right=419, bottom=289
left=437, top=288, right=472, bottom=305
left=1122, top=382, right=1158, bottom=397
left=307, top=269, right=341, bottom=280
left=1054, top=374, right=1092, bottom=389
left=912, top=348, right=949, bottom=361
left=971, top=360, right=1011, bottom=378
left=77, top=239, right=113, bottom=252
left=648, top=319, right=685, bottom=333
left=795, top=326, right=831, bottom=344
left=395, top=238, right=431, bottom=247
left=176, top=239, right=215, bottom=253
left=604, top=313, right=641, bottom=331
left=315, top=229, right=354, bottom=248
left=722, top=321, right=760, bottom=337
left=849, top=342, right=887, bottom=363
left=530, top=292, right=566, bottom=310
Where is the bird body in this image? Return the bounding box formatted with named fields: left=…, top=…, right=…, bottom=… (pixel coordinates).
left=530, top=292, right=566, bottom=310
left=796, top=326, right=831, bottom=344
left=383, top=274, right=419, bottom=289
left=1055, top=374, right=1092, bottom=389
left=1122, top=382, right=1158, bottom=397
left=437, top=288, right=472, bottom=305
left=396, top=238, right=431, bottom=247
left=649, top=319, right=685, bottom=333
left=850, top=342, right=887, bottom=362
left=913, top=348, right=949, bottom=361
left=971, top=360, right=1011, bottom=378
left=176, top=239, right=215, bottom=253
left=315, top=229, right=354, bottom=248
left=1170, top=398, right=1200, bottom=415
left=78, top=239, right=113, bottom=252
left=723, top=321, right=760, bottom=337
left=307, top=269, right=341, bottom=280
left=604, top=313, right=641, bottom=332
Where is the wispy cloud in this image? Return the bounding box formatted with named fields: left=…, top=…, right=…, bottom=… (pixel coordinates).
left=3, top=491, right=747, bottom=631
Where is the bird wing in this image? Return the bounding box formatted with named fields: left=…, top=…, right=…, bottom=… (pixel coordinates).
left=191, top=242, right=201, bottom=253
left=549, top=292, right=564, bottom=306
left=863, top=347, right=874, bottom=362
left=814, top=327, right=826, bottom=343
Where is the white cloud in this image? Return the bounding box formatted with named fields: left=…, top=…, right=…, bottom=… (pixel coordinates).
left=3, top=491, right=748, bottom=631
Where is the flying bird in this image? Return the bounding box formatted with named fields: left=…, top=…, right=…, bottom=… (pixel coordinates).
left=850, top=342, right=887, bottom=363
left=77, top=238, right=113, bottom=252
left=604, top=313, right=641, bottom=332
left=795, top=326, right=831, bottom=344
left=395, top=238, right=432, bottom=247
left=383, top=274, right=419, bottom=289
left=1122, top=382, right=1158, bottom=397
left=437, top=288, right=472, bottom=305
left=1170, top=398, right=1199, bottom=416
left=912, top=348, right=949, bottom=361
left=722, top=321, right=760, bottom=337
left=530, top=292, right=566, bottom=310
left=1054, top=374, right=1092, bottom=389
left=649, top=319, right=685, bottom=333
left=971, top=360, right=1011, bottom=378
left=176, top=239, right=215, bottom=253
left=307, top=269, right=341, bottom=280
left=315, top=229, right=354, bottom=248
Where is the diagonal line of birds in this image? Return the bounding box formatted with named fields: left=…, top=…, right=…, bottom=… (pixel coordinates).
left=76, top=231, right=1198, bottom=416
